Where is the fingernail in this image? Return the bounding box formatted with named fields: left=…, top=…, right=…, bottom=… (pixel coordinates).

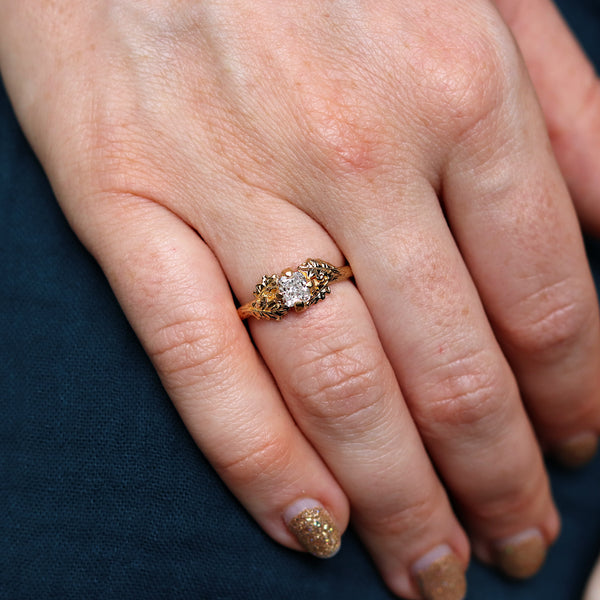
left=493, top=528, right=547, bottom=579
left=412, top=545, right=467, bottom=600
left=553, top=432, right=598, bottom=468
left=284, top=499, right=341, bottom=558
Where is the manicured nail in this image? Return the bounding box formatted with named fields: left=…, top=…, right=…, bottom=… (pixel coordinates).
left=284, top=499, right=341, bottom=558
left=412, top=545, right=467, bottom=600
left=553, top=432, right=598, bottom=468
left=493, top=528, right=547, bottom=579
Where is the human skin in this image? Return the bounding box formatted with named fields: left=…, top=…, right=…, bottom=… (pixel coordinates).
left=1, top=1, right=600, bottom=598
left=585, top=556, right=600, bottom=600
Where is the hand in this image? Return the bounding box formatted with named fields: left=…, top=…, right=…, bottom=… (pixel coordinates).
left=2, top=1, right=600, bottom=599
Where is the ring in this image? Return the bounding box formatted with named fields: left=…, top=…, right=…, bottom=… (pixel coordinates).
left=238, top=258, right=353, bottom=321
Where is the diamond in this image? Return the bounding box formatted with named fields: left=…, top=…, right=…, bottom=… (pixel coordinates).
left=278, top=271, right=311, bottom=308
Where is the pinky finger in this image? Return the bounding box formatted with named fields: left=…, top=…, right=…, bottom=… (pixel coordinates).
left=495, top=0, right=600, bottom=231
left=78, top=193, right=350, bottom=558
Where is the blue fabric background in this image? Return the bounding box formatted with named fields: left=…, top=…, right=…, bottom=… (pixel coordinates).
left=1, top=2, right=600, bottom=598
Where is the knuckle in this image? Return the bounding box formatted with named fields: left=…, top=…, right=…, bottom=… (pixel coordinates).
left=416, top=348, right=509, bottom=431
left=505, top=281, right=595, bottom=359
left=300, top=87, right=394, bottom=177
left=288, top=334, right=386, bottom=425
left=467, top=468, right=547, bottom=525
left=214, top=433, right=293, bottom=489
left=357, top=490, right=440, bottom=540
left=408, top=23, right=518, bottom=138
left=544, top=395, right=600, bottom=433
left=147, top=308, right=237, bottom=385
left=290, top=53, right=402, bottom=180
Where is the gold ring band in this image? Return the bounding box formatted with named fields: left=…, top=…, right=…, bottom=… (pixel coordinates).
left=238, top=258, right=353, bottom=321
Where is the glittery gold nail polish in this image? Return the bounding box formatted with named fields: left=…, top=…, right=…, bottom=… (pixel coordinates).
left=494, top=529, right=547, bottom=579
left=412, top=545, right=467, bottom=600
left=284, top=500, right=341, bottom=558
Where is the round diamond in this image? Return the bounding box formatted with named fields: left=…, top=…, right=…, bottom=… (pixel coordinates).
left=278, top=271, right=311, bottom=308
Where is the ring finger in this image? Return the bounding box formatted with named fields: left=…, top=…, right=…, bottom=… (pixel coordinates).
left=202, top=196, right=471, bottom=600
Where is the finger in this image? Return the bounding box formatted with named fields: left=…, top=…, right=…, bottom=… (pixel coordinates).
left=441, top=38, right=600, bottom=469
left=73, top=194, right=353, bottom=559
left=584, top=553, right=600, bottom=600
left=494, top=0, right=600, bottom=231
left=214, top=201, right=470, bottom=600
left=314, top=173, right=559, bottom=578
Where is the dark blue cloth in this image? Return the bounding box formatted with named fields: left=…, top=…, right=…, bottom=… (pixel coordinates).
left=1, top=2, right=600, bottom=598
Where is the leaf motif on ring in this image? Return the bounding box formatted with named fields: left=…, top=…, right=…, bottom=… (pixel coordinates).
left=247, top=259, right=343, bottom=320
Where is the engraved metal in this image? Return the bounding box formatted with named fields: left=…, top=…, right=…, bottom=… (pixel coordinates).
left=238, top=258, right=352, bottom=321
